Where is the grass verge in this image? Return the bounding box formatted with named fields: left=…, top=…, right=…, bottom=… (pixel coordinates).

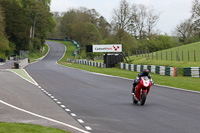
left=0, top=122, right=70, bottom=133
left=29, top=44, right=49, bottom=63
left=8, top=69, right=36, bottom=85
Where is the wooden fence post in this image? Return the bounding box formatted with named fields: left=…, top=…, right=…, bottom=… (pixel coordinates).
left=182, top=51, right=183, bottom=61
left=194, top=50, right=196, bottom=62
left=156, top=51, right=158, bottom=60
left=188, top=50, right=189, bottom=61
left=161, top=51, right=162, bottom=60
left=171, top=51, right=172, bottom=61
left=166, top=51, right=167, bottom=60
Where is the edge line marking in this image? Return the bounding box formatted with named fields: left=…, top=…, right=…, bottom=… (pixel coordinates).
left=0, top=100, right=90, bottom=133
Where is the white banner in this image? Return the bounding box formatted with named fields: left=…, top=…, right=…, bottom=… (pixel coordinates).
left=93, top=44, right=122, bottom=52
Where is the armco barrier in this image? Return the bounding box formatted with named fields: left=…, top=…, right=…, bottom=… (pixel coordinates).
left=70, top=59, right=105, bottom=68
left=183, top=67, right=200, bottom=78
left=119, top=63, right=177, bottom=77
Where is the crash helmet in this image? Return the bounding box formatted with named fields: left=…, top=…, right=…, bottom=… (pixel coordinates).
left=142, top=69, right=149, bottom=76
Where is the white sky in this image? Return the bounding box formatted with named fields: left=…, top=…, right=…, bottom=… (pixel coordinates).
left=50, top=0, right=193, bottom=35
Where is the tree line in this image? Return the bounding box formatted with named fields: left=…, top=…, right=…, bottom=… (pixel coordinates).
left=48, top=0, right=183, bottom=58
left=173, top=0, right=200, bottom=44
left=1, top=0, right=200, bottom=58
left=0, top=0, right=55, bottom=57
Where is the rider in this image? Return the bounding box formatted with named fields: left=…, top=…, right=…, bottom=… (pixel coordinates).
left=132, top=69, right=154, bottom=95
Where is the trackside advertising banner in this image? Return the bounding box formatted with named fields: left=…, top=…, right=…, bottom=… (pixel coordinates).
left=93, top=44, right=122, bottom=52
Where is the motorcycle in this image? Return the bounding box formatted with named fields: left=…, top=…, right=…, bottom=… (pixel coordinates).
left=132, top=76, right=152, bottom=105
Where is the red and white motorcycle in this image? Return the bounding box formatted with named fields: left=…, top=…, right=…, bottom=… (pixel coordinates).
left=132, top=76, right=152, bottom=105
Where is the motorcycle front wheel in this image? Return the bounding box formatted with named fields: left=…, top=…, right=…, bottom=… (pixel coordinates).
left=140, top=91, right=147, bottom=105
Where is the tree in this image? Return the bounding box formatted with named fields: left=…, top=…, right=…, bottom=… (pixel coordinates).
left=131, top=4, right=147, bottom=39
left=192, top=0, right=200, bottom=36
left=97, top=16, right=111, bottom=39
left=0, top=0, right=55, bottom=52
left=174, top=18, right=195, bottom=42
left=192, top=0, right=200, bottom=18
left=0, top=5, right=9, bottom=56
left=59, top=9, right=77, bottom=38
left=33, top=1, right=55, bottom=45
left=71, top=22, right=101, bottom=46
left=112, top=0, right=132, bottom=43
left=146, top=8, right=159, bottom=36
left=0, top=0, right=31, bottom=51
left=59, top=7, right=103, bottom=41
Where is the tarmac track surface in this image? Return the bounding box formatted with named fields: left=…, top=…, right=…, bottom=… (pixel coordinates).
left=0, top=69, right=86, bottom=133
left=26, top=41, right=200, bottom=133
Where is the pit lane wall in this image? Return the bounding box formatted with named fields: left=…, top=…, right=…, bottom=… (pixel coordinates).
left=119, top=63, right=177, bottom=77
left=183, top=67, right=200, bottom=78
left=68, top=59, right=105, bottom=68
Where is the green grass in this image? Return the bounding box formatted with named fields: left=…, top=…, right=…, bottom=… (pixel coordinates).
left=127, top=41, right=200, bottom=75
left=51, top=41, right=77, bottom=62
left=29, top=44, right=49, bottom=63
left=8, top=69, right=36, bottom=85
left=55, top=40, right=200, bottom=92
left=132, top=41, right=200, bottom=62
left=0, top=122, right=70, bottom=133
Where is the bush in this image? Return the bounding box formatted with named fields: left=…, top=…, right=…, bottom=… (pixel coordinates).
left=33, top=38, right=42, bottom=50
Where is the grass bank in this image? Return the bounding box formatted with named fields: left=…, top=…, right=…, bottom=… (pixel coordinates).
left=29, top=44, right=49, bottom=63
left=0, top=122, right=69, bottom=133
left=129, top=41, right=200, bottom=75
left=56, top=40, right=200, bottom=92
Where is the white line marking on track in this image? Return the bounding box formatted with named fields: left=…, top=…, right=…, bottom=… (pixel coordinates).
left=61, top=105, right=66, bottom=108
left=23, top=69, right=39, bottom=86
left=77, top=119, right=84, bottom=124
left=65, top=109, right=71, bottom=112
left=0, top=100, right=90, bottom=133
left=85, top=126, right=92, bottom=131
left=7, top=69, right=38, bottom=86
left=54, top=99, right=58, bottom=101
left=57, top=102, right=61, bottom=104
left=71, top=113, right=76, bottom=117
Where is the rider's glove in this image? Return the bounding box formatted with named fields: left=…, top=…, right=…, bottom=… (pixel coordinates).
left=151, top=81, right=154, bottom=85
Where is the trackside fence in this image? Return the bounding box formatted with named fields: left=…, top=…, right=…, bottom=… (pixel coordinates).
left=183, top=67, right=200, bottom=78
left=119, top=63, right=177, bottom=77
left=67, top=58, right=105, bottom=68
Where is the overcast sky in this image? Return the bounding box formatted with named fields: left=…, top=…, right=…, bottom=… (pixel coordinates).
left=50, top=0, right=193, bottom=35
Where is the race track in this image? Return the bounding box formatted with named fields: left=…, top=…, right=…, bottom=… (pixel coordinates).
left=26, top=41, right=200, bottom=133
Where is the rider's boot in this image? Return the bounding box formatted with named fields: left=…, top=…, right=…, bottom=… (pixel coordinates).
left=132, top=85, right=135, bottom=96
